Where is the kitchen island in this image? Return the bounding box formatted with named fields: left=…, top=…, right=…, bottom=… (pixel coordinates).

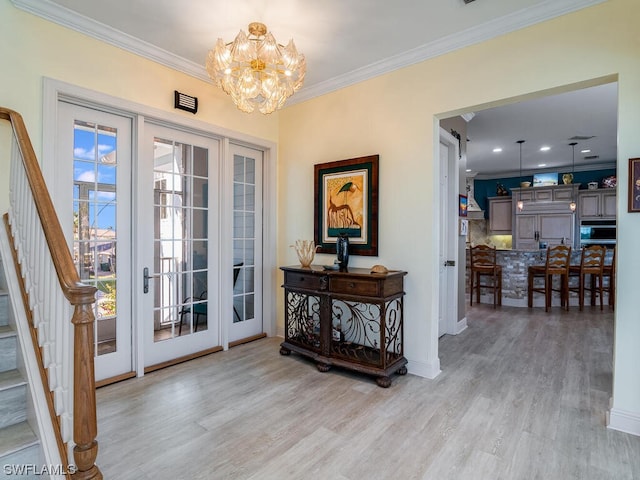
left=465, top=247, right=615, bottom=308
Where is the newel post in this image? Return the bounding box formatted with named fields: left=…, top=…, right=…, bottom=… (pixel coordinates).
left=70, top=286, right=102, bottom=480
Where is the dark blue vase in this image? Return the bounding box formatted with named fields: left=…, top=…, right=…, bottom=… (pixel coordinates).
left=336, top=233, right=349, bottom=271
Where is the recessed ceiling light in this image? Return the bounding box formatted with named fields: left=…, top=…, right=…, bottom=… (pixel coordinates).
left=540, top=146, right=551, bottom=152
left=492, top=147, right=502, bottom=153
left=465, top=169, right=472, bottom=172
left=538, top=163, right=547, bottom=167
left=581, top=149, right=591, bottom=153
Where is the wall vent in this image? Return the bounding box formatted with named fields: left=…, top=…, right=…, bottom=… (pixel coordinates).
left=568, top=135, right=595, bottom=140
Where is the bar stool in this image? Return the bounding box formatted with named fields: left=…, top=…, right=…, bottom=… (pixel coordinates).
left=602, top=246, right=616, bottom=309
left=528, top=245, right=571, bottom=312
left=568, top=245, right=606, bottom=311
left=469, top=244, right=502, bottom=308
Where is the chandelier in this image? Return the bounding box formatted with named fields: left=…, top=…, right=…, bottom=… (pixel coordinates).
left=206, top=22, right=306, bottom=114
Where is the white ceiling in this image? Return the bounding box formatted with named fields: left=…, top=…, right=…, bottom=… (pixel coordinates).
left=463, top=82, right=618, bottom=178
left=12, top=0, right=615, bottom=176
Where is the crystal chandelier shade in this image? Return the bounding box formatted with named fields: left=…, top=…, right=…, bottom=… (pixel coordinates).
left=206, top=22, right=306, bottom=114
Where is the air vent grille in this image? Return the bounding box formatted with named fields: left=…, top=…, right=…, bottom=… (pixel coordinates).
left=568, top=135, right=595, bottom=140
left=584, top=155, right=600, bottom=160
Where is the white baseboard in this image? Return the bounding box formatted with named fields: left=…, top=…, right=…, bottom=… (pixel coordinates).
left=607, top=407, right=640, bottom=436
left=407, top=357, right=441, bottom=379
left=477, top=293, right=612, bottom=308
left=455, top=317, right=468, bottom=334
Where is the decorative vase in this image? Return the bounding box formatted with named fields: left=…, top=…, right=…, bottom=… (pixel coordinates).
left=562, top=173, right=574, bottom=185
left=336, top=233, right=349, bottom=271
left=292, top=240, right=317, bottom=268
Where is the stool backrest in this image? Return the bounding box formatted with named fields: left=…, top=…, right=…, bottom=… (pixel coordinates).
left=470, top=244, right=497, bottom=267
left=579, top=245, right=606, bottom=274
left=545, top=245, right=571, bottom=274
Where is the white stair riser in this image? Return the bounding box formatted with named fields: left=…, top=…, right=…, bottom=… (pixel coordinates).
left=0, top=384, right=27, bottom=429
left=0, top=294, right=8, bottom=327
left=0, top=443, right=43, bottom=471
left=0, top=336, right=17, bottom=373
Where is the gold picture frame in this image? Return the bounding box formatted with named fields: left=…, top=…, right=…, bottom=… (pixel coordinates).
left=314, top=155, right=379, bottom=256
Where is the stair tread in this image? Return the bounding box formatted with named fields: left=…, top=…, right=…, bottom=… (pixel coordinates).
left=0, top=325, right=15, bottom=339
left=0, top=421, right=38, bottom=458
left=0, top=369, right=26, bottom=392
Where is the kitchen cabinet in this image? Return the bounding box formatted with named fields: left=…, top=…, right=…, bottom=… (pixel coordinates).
left=279, top=265, right=408, bottom=387
left=488, top=197, right=512, bottom=234
left=578, top=189, right=616, bottom=219
left=510, top=185, right=578, bottom=249
left=514, top=184, right=576, bottom=203
left=514, top=212, right=574, bottom=250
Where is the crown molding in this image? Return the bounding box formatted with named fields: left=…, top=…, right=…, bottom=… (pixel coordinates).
left=474, top=160, right=617, bottom=180
left=288, top=0, right=606, bottom=105
left=11, top=0, right=211, bottom=82
left=12, top=0, right=606, bottom=104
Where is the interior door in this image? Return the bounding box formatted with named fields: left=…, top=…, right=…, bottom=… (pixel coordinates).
left=140, top=123, right=221, bottom=368
left=229, top=144, right=263, bottom=343
left=438, top=128, right=460, bottom=337
left=438, top=140, right=450, bottom=337
left=57, top=102, right=133, bottom=381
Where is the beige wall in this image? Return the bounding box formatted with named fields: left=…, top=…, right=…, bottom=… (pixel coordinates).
left=0, top=0, right=278, bottom=216
left=279, top=0, right=640, bottom=425
left=2, top=0, right=640, bottom=432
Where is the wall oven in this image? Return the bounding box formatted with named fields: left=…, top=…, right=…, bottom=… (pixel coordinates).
left=579, top=219, right=616, bottom=248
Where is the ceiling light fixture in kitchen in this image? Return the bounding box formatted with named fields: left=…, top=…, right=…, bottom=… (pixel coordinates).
left=569, top=142, right=577, bottom=212
left=517, top=140, right=525, bottom=211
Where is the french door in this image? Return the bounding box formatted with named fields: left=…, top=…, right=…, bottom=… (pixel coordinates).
left=140, top=123, right=221, bottom=367
left=229, top=144, right=264, bottom=343
left=55, top=98, right=267, bottom=378
left=57, top=102, right=133, bottom=381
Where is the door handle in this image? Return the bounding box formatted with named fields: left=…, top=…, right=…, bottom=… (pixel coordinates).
left=143, top=267, right=161, bottom=294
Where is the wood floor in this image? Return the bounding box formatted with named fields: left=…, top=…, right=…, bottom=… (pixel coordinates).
left=96, top=305, right=640, bottom=480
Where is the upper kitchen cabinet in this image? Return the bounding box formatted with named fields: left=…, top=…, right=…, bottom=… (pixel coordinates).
left=511, top=185, right=578, bottom=250
left=488, top=197, right=512, bottom=234
left=578, top=189, right=616, bottom=220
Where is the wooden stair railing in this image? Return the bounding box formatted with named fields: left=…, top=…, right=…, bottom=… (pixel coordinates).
left=1, top=107, right=102, bottom=480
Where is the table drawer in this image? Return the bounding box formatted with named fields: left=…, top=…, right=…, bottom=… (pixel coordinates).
left=284, top=271, right=325, bottom=290
left=330, top=277, right=380, bottom=296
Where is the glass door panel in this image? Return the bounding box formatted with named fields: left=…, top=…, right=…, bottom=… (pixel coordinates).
left=230, top=145, right=263, bottom=343
left=152, top=139, right=209, bottom=341
left=142, top=124, right=219, bottom=368
left=59, top=102, right=133, bottom=381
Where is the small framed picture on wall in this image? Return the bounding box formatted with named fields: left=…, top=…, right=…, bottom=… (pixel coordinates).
left=459, top=194, right=468, bottom=217
left=459, top=218, right=469, bottom=236
left=629, top=158, right=640, bottom=212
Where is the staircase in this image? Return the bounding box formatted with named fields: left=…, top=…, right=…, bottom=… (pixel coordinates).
left=0, top=257, right=44, bottom=473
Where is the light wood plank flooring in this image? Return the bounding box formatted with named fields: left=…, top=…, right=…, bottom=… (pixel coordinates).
left=96, top=305, right=640, bottom=479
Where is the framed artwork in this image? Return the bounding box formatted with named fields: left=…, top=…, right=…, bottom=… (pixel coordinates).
left=629, top=158, right=640, bottom=212
left=314, top=155, right=379, bottom=256
left=533, top=172, right=558, bottom=187
left=459, top=194, right=468, bottom=217
left=459, top=218, right=469, bottom=236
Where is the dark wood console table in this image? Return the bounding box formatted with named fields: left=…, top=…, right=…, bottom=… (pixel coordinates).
left=279, top=265, right=408, bottom=387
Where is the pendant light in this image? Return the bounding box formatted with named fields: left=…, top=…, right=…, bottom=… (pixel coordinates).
left=517, top=140, right=525, bottom=211
left=569, top=142, right=577, bottom=212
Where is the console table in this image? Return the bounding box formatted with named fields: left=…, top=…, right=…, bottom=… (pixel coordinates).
left=279, top=265, right=408, bottom=387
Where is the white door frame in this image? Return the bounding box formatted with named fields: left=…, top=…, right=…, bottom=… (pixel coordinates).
left=55, top=101, right=134, bottom=382
left=42, top=78, right=277, bottom=378
left=438, top=127, right=461, bottom=337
